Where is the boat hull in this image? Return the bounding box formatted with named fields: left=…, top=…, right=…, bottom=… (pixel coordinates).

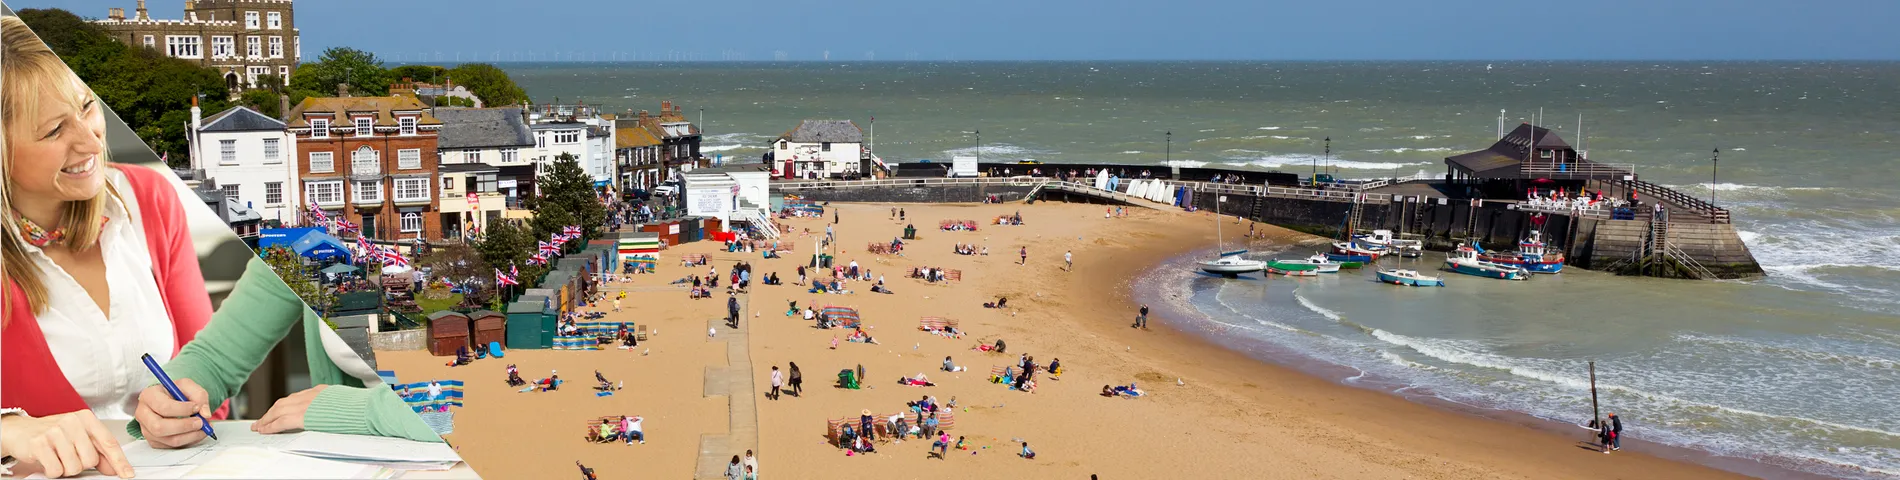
left=1477, top=253, right=1566, bottom=273
left=1376, top=270, right=1445, bottom=287
left=1325, top=253, right=1375, bottom=264
left=1444, top=260, right=1531, bottom=280
left=1267, top=260, right=1340, bottom=273
left=1267, top=266, right=1318, bottom=277
left=1198, top=259, right=1266, bottom=276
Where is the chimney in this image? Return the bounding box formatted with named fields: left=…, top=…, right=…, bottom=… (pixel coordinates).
left=135, top=0, right=148, bottom=20
left=338, top=83, right=351, bottom=98
left=108, top=7, right=125, bottom=21
left=279, top=94, right=291, bottom=122
left=661, top=101, right=671, bottom=114
left=639, top=110, right=649, bottom=123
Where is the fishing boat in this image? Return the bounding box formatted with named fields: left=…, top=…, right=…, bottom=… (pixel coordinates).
left=1444, top=244, right=1530, bottom=280
left=1196, top=196, right=1266, bottom=277
left=1476, top=229, right=1565, bottom=273
left=1354, top=230, right=1425, bottom=258
left=1267, top=254, right=1343, bottom=273
left=1328, top=241, right=1383, bottom=263
left=1376, top=269, right=1445, bottom=287
left=1267, top=265, right=1319, bottom=277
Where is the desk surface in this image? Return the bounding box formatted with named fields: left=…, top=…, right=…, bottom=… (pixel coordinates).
left=103, top=420, right=479, bottom=479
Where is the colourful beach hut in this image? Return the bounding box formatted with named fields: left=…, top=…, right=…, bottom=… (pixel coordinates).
left=619, top=233, right=661, bottom=272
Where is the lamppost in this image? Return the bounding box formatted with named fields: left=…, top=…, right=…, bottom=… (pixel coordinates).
left=974, top=129, right=981, bottom=162
left=1165, top=131, right=1172, bottom=165
left=1710, top=147, right=1720, bottom=208
left=1325, top=136, right=1332, bottom=179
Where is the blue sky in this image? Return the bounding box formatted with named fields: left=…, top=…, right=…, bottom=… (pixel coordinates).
left=18, top=0, right=1900, bottom=60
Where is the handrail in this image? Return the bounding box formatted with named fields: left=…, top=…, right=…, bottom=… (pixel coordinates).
left=1508, top=201, right=1613, bottom=220
left=1614, top=179, right=1731, bottom=224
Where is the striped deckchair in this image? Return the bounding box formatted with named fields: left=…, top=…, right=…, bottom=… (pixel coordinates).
left=394, top=380, right=467, bottom=412
left=636, top=324, right=648, bottom=341
left=553, top=335, right=601, bottom=350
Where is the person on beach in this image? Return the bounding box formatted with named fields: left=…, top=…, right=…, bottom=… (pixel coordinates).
left=1609, top=413, right=1622, bottom=451
left=1598, top=418, right=1614, bottom=453
left=900, top=208, right=906, bottom=220
left=932, top=431, right=952, bottom=458
left=743, top=450, right=759, bottom=477
left=726, top=455, right=743, bottom=480
left=728, top=293, right=742, bottom=328
left=860, top=410, right=877, bottom=441
left=1134, top=304, right=1150, bottom=329
left=1020, top=246, right=1028, bottom=265
left=789, top=362, right=803, bottom=397
left=769, top=366, right=783, bottom=400
left=622, top=415, right=644, bottom=444
left=1065, top=250, right=1073, bottom=271
left=1019, top=441, right=1036, bottom=459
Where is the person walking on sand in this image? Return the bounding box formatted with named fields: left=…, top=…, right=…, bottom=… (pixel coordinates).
left=1134, top=304, right=1150, bottom=329
left=1598, top=418, right=1615, bottom=453
left=900, top=208, right=906, bottom=221
left=769, top=366, right=783, bottom=400
left=1020, top=246, right=1028, bottom=265
left=726, top=455, right=743, bottom=480
left=1609, top=413, right=1622, bottom=451
left=728, top=293, right=742, bottom=328
left=1065, top=250, right=1073, bottom=271
left=789, top=362, right=804, bottom=397
left=743, top=450, right=759, bottom=477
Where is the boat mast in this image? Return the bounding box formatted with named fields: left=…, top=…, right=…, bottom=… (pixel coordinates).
left=1215, top=195, right=1224, bottom=253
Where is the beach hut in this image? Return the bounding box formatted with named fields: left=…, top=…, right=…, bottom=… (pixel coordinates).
left=506, top=299, right=550, bottom=350
left=619, top=233, right=661, bottom=273
left=426, top=311, right=472, bottom=356
left=469, top=310, right=507, bottom=350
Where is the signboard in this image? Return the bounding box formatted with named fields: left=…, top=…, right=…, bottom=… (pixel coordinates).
left=498, top=179, right=518, bottom=188
left=668, top=224, right=680, bottom=235
left=466, top=192, right=478, bottom=209
left=688, top=188, right=727, bottom=214
left=951, top=156, right=978, bottom=177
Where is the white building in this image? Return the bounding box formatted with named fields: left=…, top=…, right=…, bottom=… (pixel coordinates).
left=432, top=107, right=534, bottom=209
left=773, top=119, right=866, bottom=179
left=190, top=104, right=299, bottom=225
left=683, top=163, right=775, bottom=234
left=526, top=105, right=618, bottom=193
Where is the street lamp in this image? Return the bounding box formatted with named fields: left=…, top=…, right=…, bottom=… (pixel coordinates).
left=1710, top=147, right=1720, bottom=208
left=1325, top=136, right=1332, bottom=178
left=1165, top=131, right=1172, bottom=165
left=975, top=129, right=981, bottom=161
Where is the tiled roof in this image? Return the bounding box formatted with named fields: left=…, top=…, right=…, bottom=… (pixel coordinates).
left=199, top=106, right=285, bottom=132
left=432, top=107, right=534, bottom=150
left=286, top=96, right=441, bottom=129
left=616, top=125, right=660, bottom=149
left=780, top=120, right=863, bottom=143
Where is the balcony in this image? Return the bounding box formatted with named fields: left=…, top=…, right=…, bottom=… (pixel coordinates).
left=353, top=186, right=384, bottom=206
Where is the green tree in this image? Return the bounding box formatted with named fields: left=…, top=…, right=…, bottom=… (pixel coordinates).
left=475, top=221, right=533, bottom=274
left=446, top=63, right=530, bottom=107
left=19, top=8, right=233, bottom=167
left=288, top=47, right=390, bottom=101
left=389, top=64, right=448, bottom=83
left=261, top=246, right=335, bottom=316
left=237, top=89, right=284, bottom=119
left=530, top=153, right=606, bottom=245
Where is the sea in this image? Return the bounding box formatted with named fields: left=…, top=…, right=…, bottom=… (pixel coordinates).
left=498, top=61, right=1900, bottom=478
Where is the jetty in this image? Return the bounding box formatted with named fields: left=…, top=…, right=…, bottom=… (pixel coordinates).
left=772, top=123, right=1760, bottom=280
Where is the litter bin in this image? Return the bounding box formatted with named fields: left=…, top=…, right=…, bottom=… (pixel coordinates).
left=903, top=225, right=917, bottom=240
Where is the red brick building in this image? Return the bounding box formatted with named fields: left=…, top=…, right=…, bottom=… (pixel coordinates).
left=287, top=89, right=445, bottom=241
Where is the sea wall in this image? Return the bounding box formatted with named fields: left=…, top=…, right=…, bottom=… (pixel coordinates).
left=786, top=183, right=1040, bottom=204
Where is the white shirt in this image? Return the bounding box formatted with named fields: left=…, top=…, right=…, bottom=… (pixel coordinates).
left=427, top=382, right=443, bottom=398
left=771, top=370, right=783, bottom=387
left=29, top=170, right=175, bottom=420
left=627, top=417, right=643, bottom=432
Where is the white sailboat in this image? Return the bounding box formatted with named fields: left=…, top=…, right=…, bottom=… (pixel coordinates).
left=1197, top=195, right=1266, bottom=277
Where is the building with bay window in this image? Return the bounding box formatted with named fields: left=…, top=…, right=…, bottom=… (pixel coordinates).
left=286, top=90, right=444, bottom=241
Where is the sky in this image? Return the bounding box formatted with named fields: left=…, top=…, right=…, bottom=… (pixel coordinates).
left=17, top=0, right=1900, bottom=61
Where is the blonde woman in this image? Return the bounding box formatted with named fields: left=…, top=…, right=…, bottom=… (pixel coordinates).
left=1, top=17, right=438, bottom=478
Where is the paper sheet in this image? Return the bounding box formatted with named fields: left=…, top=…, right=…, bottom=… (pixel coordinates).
left=23, top=465, right=196, bottom=479
left=281, top=432, right=461, bottom=463
left=118, top=423, right=302, bottom=467
left=178, top=446, right=394, bottom=479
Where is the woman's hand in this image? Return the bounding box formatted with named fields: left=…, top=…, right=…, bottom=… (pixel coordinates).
left=0, top=410, right=136, bottom=478
left=134, top=378, right=214, bottom=449
left=252, top=385, right=329, bottom=434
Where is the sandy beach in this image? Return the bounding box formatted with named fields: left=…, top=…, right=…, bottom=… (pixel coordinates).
left=379, top=200, right=1748, bottom=479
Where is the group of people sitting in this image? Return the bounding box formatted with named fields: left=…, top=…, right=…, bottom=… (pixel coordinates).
left=953, top=243, right=987, bottom=256
left=844, top=326, right=880, bottom=345
left=994, top=212, right=1026, bottom=226
left=514, top=368, right=560, bottom=392
left=993, top=354, right=1058, bottom=394
left=1101, top=383, right=1145, bottom=398
left=982, top=297, right=1009, bottom=309
left=585, top=415, right=645, bottom=444
left=911, top=267, right=950, bottom=283
left=941, top=221, right=977, bottom=232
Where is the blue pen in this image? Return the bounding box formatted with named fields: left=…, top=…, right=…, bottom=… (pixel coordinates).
left=140, top=354, right=218, bottom=441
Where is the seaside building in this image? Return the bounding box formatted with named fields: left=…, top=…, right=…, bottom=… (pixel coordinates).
left=432, top=107, right=533, bottom=238
left=611, top=101, right=706, bottom=196
left=91, top=0, right=301, bottom=92
left=773, top=119, right=874, bottom=179
left=1444, top=123, right=1625, bottom=198
left=613, top=117, right=664, bottom=194
left=287, top=87, right=445, bottom=241
left=681, top=162, right=774, bottom=232
left=190, top=180, right=265, bottom=241
left=187, top=102, right=301, bottom=226
left=524, top=103, right=619, bottom=195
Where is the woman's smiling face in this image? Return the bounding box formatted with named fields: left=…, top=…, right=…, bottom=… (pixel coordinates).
left=6, top=75, right=108, bottom=205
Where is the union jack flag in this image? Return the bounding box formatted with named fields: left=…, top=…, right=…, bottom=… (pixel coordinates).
left=527, top=254, right=546, bottom=266
left=355, top=236, right=374, bottom=259
left=510, top=264, right=520, bottom=278
left=495, top=268, right=519, bottom=286
left=538, top=241, right=558, bottom=255
left=335, top=219, right=359, bottom=232
left=381, top=248, right=410, bottom=268
left=308, top=205, right=329, bottom=225
left=563, top=225, right=583, bottom=237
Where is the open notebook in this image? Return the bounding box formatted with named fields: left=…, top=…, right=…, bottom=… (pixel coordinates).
left=28, top=424, right=459, bottom=479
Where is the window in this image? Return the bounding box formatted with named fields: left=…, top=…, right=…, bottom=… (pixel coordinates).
left=462, top=150, right=479, bottom=163
left=354, top=117, right=373, bottom=137
left=211, top=36, right=234, bottom=58
left=219, top=139, right=238, bottom=165
left=305, top=180, right=342, bottom=204
left=142, top=35, right=155, bottom=48
left=1539, top=150, right=1554, bottom=159
left=555, top=131, right=580, bottom=144
left=352, top=146, right=380, bottom=174
left=441, top=175, right=456, bottom=196
left=165, top=36, right=202, bottom=58
left=265, top=182, right=283, bottom=205
left=535, top=133, right=546, bottom=148
left=309, top=118, right=329, bottom=138
left=247, top=66, right=269, bottom=88
left=267, top=11, right=282, bottom=29
left=309, top=151, right=334, bottom=172
left=397, top=149, right=421, bottom=170
left=269, top=36, right=282, bottom=58
left=399, top=117, right=417, bottom=136
left=395, top=178, right=429, bottom=202
left=294, top=36, right=300, bottom=59
left=245, top=11, right=259, bottom=29
left=247, top=36, right=261, bottom=58
left=400, top=212, right=422, bottom=233
left=778, top=140, right=787, bottom=150
left=501, top=148, right=519, bottom=163
left=278, top=66, right=289, bottom=85
left=822, top=142, right=832, bottom=152
left=354, top=180, right=382, bottom=203
left=220, top=184, right=240, bottom=201
left=263, top=138, right=280, bottom=163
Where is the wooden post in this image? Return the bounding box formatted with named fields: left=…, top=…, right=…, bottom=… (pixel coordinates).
left=1589, top=361, right=1601, bottom=426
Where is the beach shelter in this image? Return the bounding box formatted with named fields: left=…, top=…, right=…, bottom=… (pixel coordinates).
left=470, top=310, right=507, bottom=352
left=508, top=296, right=554, bottom=349
left=426, top=311, right=472, bottom=357
left=619, top=233, right=661, bottom=272
left=819, top=306, right=861, bottom=328
left=290, top=230, right=352, bottom=263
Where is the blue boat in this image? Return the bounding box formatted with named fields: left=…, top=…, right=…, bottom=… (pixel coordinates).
left=1376, top=269, right=1445, bottom=287
left=1476, top=230, right=1565, bottom=273
left=1444, top=244, right=1531, bottom=280
left=1326, top=241, right=1383, bottom=263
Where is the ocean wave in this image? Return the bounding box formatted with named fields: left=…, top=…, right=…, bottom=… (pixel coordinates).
left=1165, top=160, right=1208, bottom=168
left=1258, top=126, right=1282, bottom=130
left=1362, top=147, right=1453, bottom=154
left=1238, top=135, right=1304, bottom=141
left=1120, top=150, right=1144, bottom=154
left=700, top=144, right=753, bottom=153
left=1673, top=334, right=1900, bottom=371
left=1219, top=151, right=1430, bottom=170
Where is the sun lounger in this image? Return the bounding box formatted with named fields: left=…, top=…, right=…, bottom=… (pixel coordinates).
left=636, top=324, right=648, bottom=341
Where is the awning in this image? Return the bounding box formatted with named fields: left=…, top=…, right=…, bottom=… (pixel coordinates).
left=321, top=263, right=363, bottom=275
left=290, top=231, right=352, bottom=263
left=259, top=227, right=326, bottom=249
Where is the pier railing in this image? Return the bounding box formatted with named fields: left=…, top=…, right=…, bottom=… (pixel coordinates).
left=1520, top=161, right=1637, bottom=180
left=773, top=176, right=1394, bottom=205
left=1613, top=179, right=1732, bottom=224
left=1507, top=201, right=1613, bottom=220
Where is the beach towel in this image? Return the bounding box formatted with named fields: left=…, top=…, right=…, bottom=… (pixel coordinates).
left=596, top=391, right=614, bottom=397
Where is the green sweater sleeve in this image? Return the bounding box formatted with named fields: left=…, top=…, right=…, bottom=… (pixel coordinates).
left=129, top=257, right=442, bottom=443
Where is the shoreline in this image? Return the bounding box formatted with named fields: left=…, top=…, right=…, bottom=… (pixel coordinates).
left=1134, top=246, right=1835, bottom=480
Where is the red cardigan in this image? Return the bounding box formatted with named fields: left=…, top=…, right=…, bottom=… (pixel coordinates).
left=2, top=165, right=214, bottom=417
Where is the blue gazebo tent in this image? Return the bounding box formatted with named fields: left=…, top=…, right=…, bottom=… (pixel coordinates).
left=291, top=230, right=352, bottom=263
left=258, top=227, right=325, bottom=249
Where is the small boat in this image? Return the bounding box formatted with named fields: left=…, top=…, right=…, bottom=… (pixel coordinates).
left=1376, top=269, right=1445, bottom=287
left=1199, top=250, right=1267, bottom=277
left=1267, top=265, right=1319, bottom=277
left=1477, top=229, right=1565, bottom=273
left=1444, top=244, right=1530, bottom=280
left=1355, top=230, right=1424, bottom=258
left=1328, top=241, right=1383, bottom=263
left=1266, top=255, right=1341, bottom=274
